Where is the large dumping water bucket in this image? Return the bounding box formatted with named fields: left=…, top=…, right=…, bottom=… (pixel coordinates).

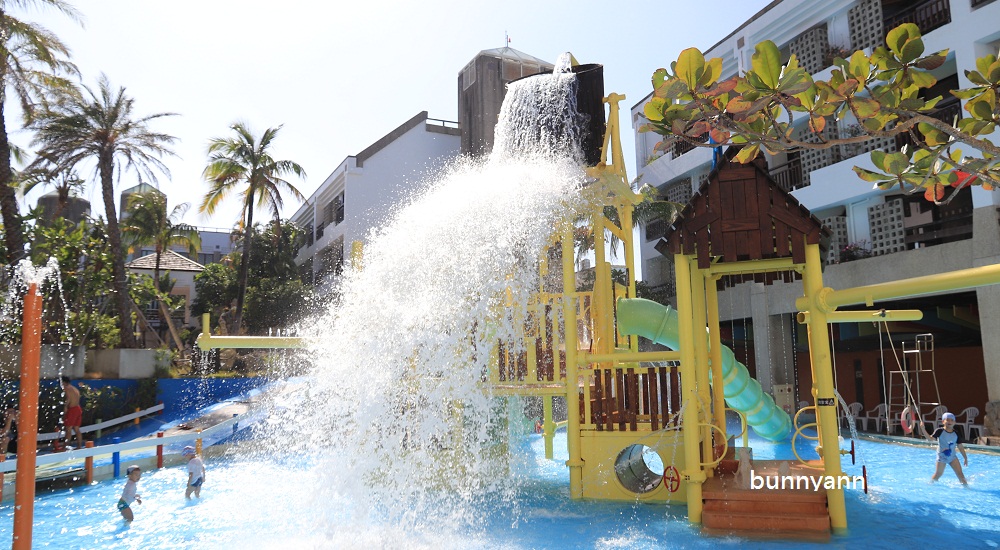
left=506, top=62, right=606, bottom=167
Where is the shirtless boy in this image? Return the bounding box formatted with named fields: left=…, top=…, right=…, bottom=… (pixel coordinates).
left=61, top=376, right=83, bottom=449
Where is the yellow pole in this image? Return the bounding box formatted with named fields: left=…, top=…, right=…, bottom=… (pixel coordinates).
left=705, top=274, right=728, bottom=455
left=13, top=283, right=42, bottom=550
left=688, top=257, right=713, bottom=473
left=580, top=350, right=681, bottom=363
left=794, top=261, right=1000, bottom=312
left=561, top=226, right=584, bottom=498
left=801, top=243, right=848, bottom=531
left=797, top=310, right=923, bottom=324
left=674, top=254, right=705, bottom=523
left=543, top=395, right=554, bottom=459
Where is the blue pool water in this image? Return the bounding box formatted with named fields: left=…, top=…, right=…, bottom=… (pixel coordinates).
left=3, top=426, right=999, bottom=549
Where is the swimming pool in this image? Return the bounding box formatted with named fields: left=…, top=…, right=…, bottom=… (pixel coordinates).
left=4, top=425, right=998, bottom=549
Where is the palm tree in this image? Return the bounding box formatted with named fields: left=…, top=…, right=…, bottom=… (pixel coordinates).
left=0, top=0, right=81, bottom=263
left=31, top=75, right=177, bottom=348
left=122, top=189, right=201, bottom=292
left=201, top=122, right=305, bottom=334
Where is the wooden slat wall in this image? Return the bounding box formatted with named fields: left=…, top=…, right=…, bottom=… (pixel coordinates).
left=587, top=366, right=682, bottom=431
left=664, top=157, right=828, bottom=278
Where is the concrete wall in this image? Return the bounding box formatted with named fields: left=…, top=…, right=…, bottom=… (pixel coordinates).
left=86, top=349, right=167, bottom=379
left=0, top=345, right=85, bottom=379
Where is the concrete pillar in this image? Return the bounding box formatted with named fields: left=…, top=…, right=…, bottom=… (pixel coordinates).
left=750, top=283, right=773, bottom=394
left=973, top=207, right=1000, bottom=403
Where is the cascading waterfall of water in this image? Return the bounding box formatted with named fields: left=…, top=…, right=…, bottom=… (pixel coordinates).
left=254, top=65, right=596, bottom=538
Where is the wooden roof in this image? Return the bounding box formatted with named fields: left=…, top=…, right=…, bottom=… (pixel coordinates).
left=654, top=149, right=829, bottom=274
left=126, top=250, right=205, bottom=272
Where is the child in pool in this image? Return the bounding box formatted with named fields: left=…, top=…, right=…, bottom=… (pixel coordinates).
left=183, top=446, right=206, bottom=499
left=118, top=465, right=142, bottom=521
left=919, top=412, right=968, bottom=485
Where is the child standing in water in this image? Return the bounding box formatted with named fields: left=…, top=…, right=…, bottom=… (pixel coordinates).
left=118, top=465, right=143, bottom=521
left=183, top=446, right=206, bottom=499
left=920, top=412, right=969, bottom=485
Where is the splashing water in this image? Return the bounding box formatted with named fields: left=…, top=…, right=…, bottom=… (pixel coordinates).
left=258, top=70, right=595, bottom=537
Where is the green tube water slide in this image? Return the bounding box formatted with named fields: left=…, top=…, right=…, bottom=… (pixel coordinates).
left=616, top=298, right=791, bottom=441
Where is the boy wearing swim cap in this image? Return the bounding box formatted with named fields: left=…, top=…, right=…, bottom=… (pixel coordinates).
left=118, top=466, right=142, bottom=521
left=920, top=411, right=968, bottom=485
left=183, top=446, right=206, bottom=499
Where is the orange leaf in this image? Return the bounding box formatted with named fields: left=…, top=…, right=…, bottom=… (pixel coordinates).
left=924, top=184, right=945, bottom=201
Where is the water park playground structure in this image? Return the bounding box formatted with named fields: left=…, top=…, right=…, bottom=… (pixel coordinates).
left=192, top=60, right=1000, bottom=538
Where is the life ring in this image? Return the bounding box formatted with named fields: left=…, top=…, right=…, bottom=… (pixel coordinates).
left=900, top=406, right=919, bottom=435
left=663, top=465, right=680, bottom=493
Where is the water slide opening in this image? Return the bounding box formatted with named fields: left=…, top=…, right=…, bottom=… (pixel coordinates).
left=614, top=444, right=664, bottom=494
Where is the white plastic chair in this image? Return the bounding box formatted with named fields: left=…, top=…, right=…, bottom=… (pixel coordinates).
left=921, top=405, right=947, bottom=430
left=860, top=403, right=887, bottom=432
left=843, top=402, right=863, bottom=430
left=956, top=407, right=981, bottom=440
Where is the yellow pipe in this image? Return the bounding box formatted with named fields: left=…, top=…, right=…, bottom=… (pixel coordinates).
left=674, top=254, right=706, bottom=524
left=797, top=309, right=924, bottom=324
left=543, top=396, right=554, bottom=459
left=801, top=243, right=848, bottom=531
left=561, top=225, right=584, bottom=499
left=689, top=257, right=714, bottom=473
left=795, top=261, right=1000, bottom=312
left=197, top=313, right=306, bottom=349
left=580, top=350, right=681, bottom=363
left=705, top=275, right=728, bottom=457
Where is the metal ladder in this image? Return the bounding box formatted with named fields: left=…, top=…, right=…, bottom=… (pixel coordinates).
left=887, top=333, right=940, bottom=434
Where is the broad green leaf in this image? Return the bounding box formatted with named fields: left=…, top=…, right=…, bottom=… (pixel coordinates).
left=951, top=86, right=988, bottom=100
left=777, top=67, right=813, bottom=95
left=909, top=70, right=936, bottom=89
left=886, top=24, right=920, bottom=57
left=871, top=150, right=887, bottom=169
left=885, top=151, right=909, bottom=175
left=860, top=116, right=886, bottom=133
left=644, top=97, right=666, bottom=122
left=918, top=122, right=949, bottom=146
left=965, top=70, right=991, bottom=86
left=976, top=54, right=997, bottom=77
left=676, top=48, right=706, bottom=90
left=750, top=41, right=782, bottom=89
left=853, top=166, right=893, bottom=183
left=652, top=68, right=668, bottom=90
left=900, top=37, right=925, bottom=64
left=989, top=59, right=1000, bottom=83
left=700, top=57, right=722, bottom=88
left=853, top=97, right=880, bottom=118
left=735, top=144, right=760, bottom=163
left=848, top=50, right=871, bottom=81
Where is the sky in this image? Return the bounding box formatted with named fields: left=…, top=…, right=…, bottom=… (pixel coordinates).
left=17, top=0, right=773, bottom=229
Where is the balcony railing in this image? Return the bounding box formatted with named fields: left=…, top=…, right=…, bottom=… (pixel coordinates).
left=670, top=133, right=708, bottom=158
left=904, top=214, right=973, bottom=248
left=884, top=0, right=950, bottom=38
left=971, top=0, right=995, bottom=8
left=770, top=157, right=804, bottom=192
left=895, top=97, right=962, bottom=151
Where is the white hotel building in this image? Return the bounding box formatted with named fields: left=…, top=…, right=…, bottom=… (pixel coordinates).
left=632, top=0, right=1000, bottom=435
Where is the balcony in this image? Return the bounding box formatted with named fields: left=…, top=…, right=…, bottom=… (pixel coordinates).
left=905, top=215, right=973, bottom=248
left=883, top=0, right=950, bottom=38
left=770, top=157, right=805, bottom=192
left=670, top=133, right=708, bottom=159
left=895, top=97, right=961, bottom=151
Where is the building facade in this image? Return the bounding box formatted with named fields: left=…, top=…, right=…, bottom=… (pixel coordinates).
left=290, top=111, right=461, bottom=292
left=632, top=0, right=1000, bottom=430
